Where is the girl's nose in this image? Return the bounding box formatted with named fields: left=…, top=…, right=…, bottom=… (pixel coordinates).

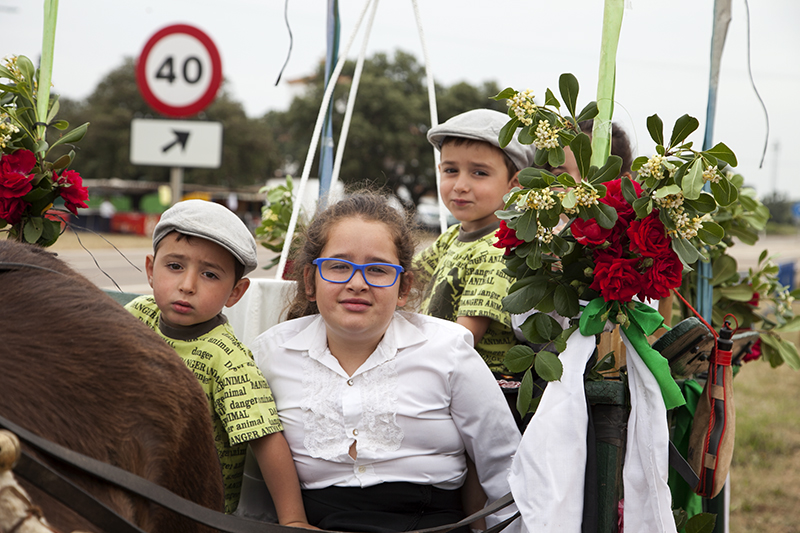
left=346, top=269, right=369, bottom=291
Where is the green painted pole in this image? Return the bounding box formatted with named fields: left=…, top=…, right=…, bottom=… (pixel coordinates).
left=36, top=0, right=59, bottom=151
left=590, top=0, right=624, bottom=168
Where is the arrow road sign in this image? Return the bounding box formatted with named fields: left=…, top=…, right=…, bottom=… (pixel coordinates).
left=130, top=118, right=222, bottom=168
left=161, top=130, right=190, bottom=153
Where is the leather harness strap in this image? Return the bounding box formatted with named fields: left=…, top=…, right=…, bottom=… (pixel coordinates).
left=1, top=414, right=515, bottom=533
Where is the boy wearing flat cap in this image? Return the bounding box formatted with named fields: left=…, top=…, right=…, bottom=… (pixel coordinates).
left=414, top=109, right=535, bottom=381
left=125, top=200, right=310, bottom=525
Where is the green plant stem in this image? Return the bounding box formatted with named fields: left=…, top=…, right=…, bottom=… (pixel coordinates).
left=590, top=0, right=624, bottom=168
left=36, top=0, right=59, bottom=152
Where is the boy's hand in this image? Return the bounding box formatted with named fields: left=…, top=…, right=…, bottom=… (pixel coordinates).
left=283, top=522, right=320, bottom=530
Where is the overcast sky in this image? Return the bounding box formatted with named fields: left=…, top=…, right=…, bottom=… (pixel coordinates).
left=4, top=0, right=799, bottom=200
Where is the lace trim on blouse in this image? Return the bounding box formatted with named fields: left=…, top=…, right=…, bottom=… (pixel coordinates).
left=301, top=353, right=404, bottom=460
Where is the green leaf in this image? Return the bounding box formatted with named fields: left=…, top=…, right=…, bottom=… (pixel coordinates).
left=592, top=202, right=618, bottom=229
left=502, top=275, right=550, bottom=314
left=684, top=192, right=717, bottom=214
left=544, top=88, right=560, bottom=108
left=556, top=173, right=578, bottom=189
left=619, top=177, right=639, bottom=205
left=23, top=217, right=44, bottom=243
left=16, top=55, right=36, bottom=86
left=45, top=97, right=61, bottom=124
left=685, top=512, right=716, bottom=533
left=711, top=254, right=738, bottom=285
left=554, top=284, right=580, bottom=318
left=776, top=337, right=800, bottom=370
left=718, top=284, right=758, bottom=301
left=774, top=316, right=800, bottom=333
left=534, top=145, right=550, bottom=166
left=570, top=133, right=592, bottom=180
left=549, top=235, right=570, bottom=256
left=631, top=155, right=648, bottom=173
left=50, top=119, right=69, bottom=131
left=548, top=146, right=566, bottom=168
left=647, top=114, right=664, bottom=146
left=555, top=324, right=578, bottom=352
left=588, top=155, right=622, bottom=185
left=521, top=312, right=562, bottom=343
left=535, top=351, right=564, bottom=382
left=710, top=177, right=738, bottom=207
left=697, top=221, right=724, bottom=245
left=516, top=369, right=534, bottom=415
left=669, top=114, right=700, bottom=148
left=561, top=190, right=577, bottom=210
left=491, top=87, right=518, bottom=101
left=510, top=208, right=538, bottom=241
left=576, top=101, right=598, bottom=123
left=498, top=118, right=520, bottom=148
left=682, top=158, right=705, bottom=200
left=704, top=142, right=738, bottom=167
left=51, top=153, right=73, bottom=171
left=559, top=73, right=580, bottom=119
left=632, top=196, right=653, bottom=218
left=672, top=237, right=702, bottom=266
left=50, top=121, right=90, bottom=151
left=504, top=344, right=537, bottom=373
left=518, top=125, right=534, bottom=145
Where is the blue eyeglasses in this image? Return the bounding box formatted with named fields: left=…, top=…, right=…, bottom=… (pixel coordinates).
left=312, top=258, right=404, bottom=288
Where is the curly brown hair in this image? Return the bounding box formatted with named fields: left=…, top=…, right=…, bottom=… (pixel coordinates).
left=285, top=192, right=419, bottom=320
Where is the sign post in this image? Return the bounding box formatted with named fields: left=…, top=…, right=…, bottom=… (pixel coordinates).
left=135, top=24, right=223, bottom=204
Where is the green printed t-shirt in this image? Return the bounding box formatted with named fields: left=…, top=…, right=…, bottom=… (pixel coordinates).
left=126, top=295, right=283, bottom=513
left=414, top=223, right=515, bottom=373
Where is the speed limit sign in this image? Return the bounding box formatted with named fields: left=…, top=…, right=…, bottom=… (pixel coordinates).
left=136, top=24, right=222, bottom=117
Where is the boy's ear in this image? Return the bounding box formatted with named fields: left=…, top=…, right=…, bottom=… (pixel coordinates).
left=225, top=278, right=250, bottom=308
left=508, top=170, right=521, bottom=191
left=145, top=254, right=155, bottom=288
left=304, top=265, right=316, bottom=302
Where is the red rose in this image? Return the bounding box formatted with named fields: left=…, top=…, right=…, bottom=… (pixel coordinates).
left=594, top=239, right=624, bottom=263
left=590, top=257, right=643, bottom=303
left=0, top=149, right=36, bottom=199
left=494, top=220, right=525, bottom=255
left=0, top=196, right=29, bottom=225
left=600, top=178, right=641, bottom=223
left=572, top=217, right=613, bottom=246
left=746, top=290, right=760, bottom=308
left=639, top=250, right=683, bottom=300
left=55, top=169, right=89, bottom=215
left=743, top=338, right=761, bottom=363
left=627, top=212, right=671, bottom=258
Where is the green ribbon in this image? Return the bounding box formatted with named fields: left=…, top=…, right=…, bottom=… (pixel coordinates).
left=580, top=297, right=686, bottom=410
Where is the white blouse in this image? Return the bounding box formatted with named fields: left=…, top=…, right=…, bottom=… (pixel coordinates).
left=252, top=311, right=520, bottom=525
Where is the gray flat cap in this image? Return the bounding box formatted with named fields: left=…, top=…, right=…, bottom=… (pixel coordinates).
left=427, top=109, right=536, bottom=171
left=153, top=199, right=258, bottom=276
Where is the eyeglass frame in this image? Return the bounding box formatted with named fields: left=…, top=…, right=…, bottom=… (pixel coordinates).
left=311, top=258, right=405, bottom=288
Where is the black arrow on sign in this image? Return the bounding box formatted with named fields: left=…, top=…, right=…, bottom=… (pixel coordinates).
left=161, top=130, right=190, bottom=153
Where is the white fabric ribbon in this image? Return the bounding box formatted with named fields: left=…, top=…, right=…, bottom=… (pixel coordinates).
left=508, top=329, right=596, bottom=533
left=620, top=331, right=677, bottom=532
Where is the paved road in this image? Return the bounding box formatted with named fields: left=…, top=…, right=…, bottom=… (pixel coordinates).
left=51, top=231, right=800, bottom=294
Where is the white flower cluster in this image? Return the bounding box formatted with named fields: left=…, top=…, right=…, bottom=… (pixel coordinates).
left=507, top=89, right=536, bottom=126
left=517, top=188, right=556, bottom=212
left=777, top=288, right=795, bottom=315
left=702, top=164, right=721, bottom=183
left=533, top=119, right=560, bottom=150
left=638, top=154, right=665, bottom=180
left=654, top=192, right=684, bottom=210
left=0, top=113, right=19, bottom=150
left=667, top=208, right=708, bottom=240
left=574, top=185, right=600, bottom=207
left=535, top=224, right=554, bottom=244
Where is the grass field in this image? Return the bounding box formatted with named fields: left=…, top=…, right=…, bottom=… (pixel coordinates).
left=730, top=356, right=800, bottom=533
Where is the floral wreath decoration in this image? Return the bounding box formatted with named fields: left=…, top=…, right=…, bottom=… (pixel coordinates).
left=1, top=55, right=90, bottom=247
left=490, top=74, right=741, bottom=414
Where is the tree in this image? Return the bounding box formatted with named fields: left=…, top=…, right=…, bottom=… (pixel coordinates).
left=269, top=50, right=507, bottom=206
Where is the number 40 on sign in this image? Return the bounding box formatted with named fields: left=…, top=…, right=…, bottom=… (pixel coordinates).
left=136, top=24, right=222, bottom=118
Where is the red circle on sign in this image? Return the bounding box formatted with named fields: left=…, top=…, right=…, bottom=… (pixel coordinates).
left=136, top=24, right=222, bottom=117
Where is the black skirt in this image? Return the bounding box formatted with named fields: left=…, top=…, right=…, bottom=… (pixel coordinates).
left=302, top=482, right=468, bottom=533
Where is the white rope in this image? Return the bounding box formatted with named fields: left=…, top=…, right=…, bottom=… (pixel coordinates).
left=330, top=0, right=381, bottom=189
left=411, top=0, right=445, bottom=233
left=275, top=0, right=376, bottom=279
